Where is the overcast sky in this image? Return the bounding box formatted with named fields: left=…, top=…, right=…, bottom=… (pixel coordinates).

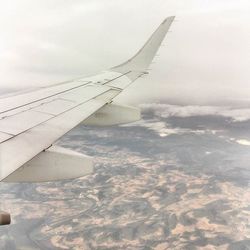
left=0, top=0, right=249, bottom=106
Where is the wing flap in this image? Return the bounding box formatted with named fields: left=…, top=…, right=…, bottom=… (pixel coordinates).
left=0, top=110, right=53, bottom=135
left=33, top=99, right=77, bottom=116
left=60, top=84, right=110, bottom=103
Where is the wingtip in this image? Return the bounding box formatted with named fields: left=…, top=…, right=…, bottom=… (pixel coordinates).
left=112, top=15, right=175, bottom=74
left=162, top=16, right=175, bottom=25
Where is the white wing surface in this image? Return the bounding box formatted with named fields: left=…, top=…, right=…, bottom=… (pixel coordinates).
left=0, top=16, right=175, bottom=183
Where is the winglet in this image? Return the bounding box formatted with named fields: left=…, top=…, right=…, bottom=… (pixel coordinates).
left=112, top=16, right=175, bottom=74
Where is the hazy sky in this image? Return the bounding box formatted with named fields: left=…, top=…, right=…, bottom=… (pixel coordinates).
left=0, top=0, right=249, bottom=106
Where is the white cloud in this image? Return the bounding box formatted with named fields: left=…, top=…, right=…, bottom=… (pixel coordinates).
left=122, top=120, right=191, bottom=137
left=121, top=118, right=208, bottom=137
left=140, top=103, right=250, bottom=122
left=236, top=139, right=250, bottom=146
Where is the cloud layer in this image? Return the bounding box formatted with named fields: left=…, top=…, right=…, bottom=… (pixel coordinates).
left=140, top=103, right=250, bottom=122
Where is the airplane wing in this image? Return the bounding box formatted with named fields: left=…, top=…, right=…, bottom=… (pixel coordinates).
left=0, top=16, right=175, bottom=184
